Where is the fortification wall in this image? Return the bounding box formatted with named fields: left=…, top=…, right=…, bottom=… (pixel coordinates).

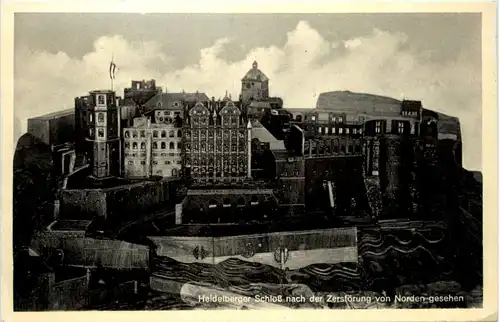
left=60, top=178, right=181, bottom=221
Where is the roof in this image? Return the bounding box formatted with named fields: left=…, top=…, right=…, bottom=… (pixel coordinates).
left=242, top=61, right=269, bottom=82
left=249, top=101, right=272, bottom=109
left=144, top=92, right=210, bottom=110
left=187, top=188, right=274, bottom=196
left=90, top=90, right=115, bottom=94
left=30, top=109, right=74, bottom=121
left=251, top=120, right=286, bottom=150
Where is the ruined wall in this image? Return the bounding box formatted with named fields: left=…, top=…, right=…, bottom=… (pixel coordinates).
left=49, top=275, right=88, bottom=310
left=60, top=189, right=107, bottom=220
left=60, top=179, right=181, bottom=221
left=378, top=136, right=414, bottom=219
left=305, top=156, right=369, bottom=215
left=30, top=232, right=149, bottom=270
left=104, top=179, right=179, bottom=222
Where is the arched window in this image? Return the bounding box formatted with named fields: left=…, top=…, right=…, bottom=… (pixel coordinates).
left=152, top=142, right=158, bottom=149
left=208, top=199, right=218, bottom=209
left=170, top=142, right=175, bottom=150
left=161, top=131, right=166, bottom=138
left=172, top=168, right=178, bottom=177
left=177, top=129, right=182, bottom=137
left=161, top=142, right=166, bottom=149
left=124, top=130, right=129, bottom=138
left=132, top=142, right=138, bottom=150
left=153, top=130, right=158, bottom=138
left=125, top=142, right=130, bottom=149
left=133, top=131, right=138, bottom=138
left=169, top=130, right=174, bottom=138
left=177, top=142, right=182, bottom=150
left=237, top=197, right=246, bottom=207
left=141, top=142, right=146, bottom=150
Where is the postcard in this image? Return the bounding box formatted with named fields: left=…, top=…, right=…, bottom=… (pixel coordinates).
left=1, top=1, right=497, bottom=322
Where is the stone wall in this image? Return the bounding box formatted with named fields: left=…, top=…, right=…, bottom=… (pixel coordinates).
left=30, top=231, right=150, bottom=270
left=104, top=179, right=178, bottom=222
left=60, top=189, right=107, bottom=220
left=60, top=178, right=181, bottom=222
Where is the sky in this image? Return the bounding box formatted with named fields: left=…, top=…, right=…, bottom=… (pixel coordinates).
left=14, top=13, right=482, bottom=170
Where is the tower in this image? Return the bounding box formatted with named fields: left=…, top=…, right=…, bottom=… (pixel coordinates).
left=241, top=61, right=269, bottom=103
left=86, top=90, right=121, bottom=178
left=247, top=120, right=252, bottom=178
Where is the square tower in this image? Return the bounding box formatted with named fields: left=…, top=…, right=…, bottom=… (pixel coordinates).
left=86, top=90, right=121, bottom=178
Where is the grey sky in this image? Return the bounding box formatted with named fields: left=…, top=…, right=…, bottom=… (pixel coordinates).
left=15, top=13, right=481, bottom=69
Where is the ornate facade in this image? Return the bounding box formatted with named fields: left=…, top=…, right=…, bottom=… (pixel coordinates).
left=182, top=97, right=252, bottom=184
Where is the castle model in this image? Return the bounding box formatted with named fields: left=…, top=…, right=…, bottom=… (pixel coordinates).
left=17, top=60, right=481, bottom=311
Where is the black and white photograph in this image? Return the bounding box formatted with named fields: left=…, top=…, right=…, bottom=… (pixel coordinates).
left=4, top=2, right=496, bottom=318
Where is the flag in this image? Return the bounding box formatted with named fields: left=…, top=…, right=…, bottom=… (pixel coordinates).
left=109, top=61, right=117, bottom=80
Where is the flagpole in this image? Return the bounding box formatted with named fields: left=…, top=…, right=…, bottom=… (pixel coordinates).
left=110, top=53, right=115, bottom=91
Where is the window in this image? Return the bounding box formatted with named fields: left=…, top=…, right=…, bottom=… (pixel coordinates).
left=97, top=112, right=105, bottom=123
left=325, top=127, right=329, bottom=134
left=161, top=142, right=166, bottom=149
left=97, top=95, right=105, bottom=105
left=169, top=130, right=174, bottom=138
left=140, top=131, right=146, bottom=138
left=332, top=127, right=336, bottom=134
left=125, top=142, right=130, bottom=149
left=177, top=130, right=182, bottom=137
left=140, top=161, right=146, bottom=165
left=172, top=168, right=178, bottom=176
left=89, top=128, right=94, bottom=137
left=165, top=160, right=170, bottom=165
left=152, top=142, right=158, bottom=149
left=141, top=142, right=146, bottom=150
left=311, top=115, right=316, bottom=121
left=375, top=121, right=382, bottom=134
left=177, top=142, right=182, bottom=149
left=89, top=113, right=93, bottom=123
left=161, top=131, right=166, bottom=138
left=128, top=161, right=134, bottom=165
left=177, top=160, right=182, bottom=165
left=353, top=128, right=357, bottom=134
left=318, top=127, right=322, bottom=134
left=98, top=129, right=104, bottom=137
left=170, top=142, right=175, bottom=150
left=132, top=142, right=138, bottom=149
left=153, top=161, right=158, bottom=165
left=208, top=199, right=218, bottom=209
left=133, top=131, right=138, bottom=138
left=345, top=128, right=350, bottom=134
left=339, top=128, right=343, bottom=134
left=398, top=122, right=405, bottom=134
left=153, top=130, right=158, bottom=138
